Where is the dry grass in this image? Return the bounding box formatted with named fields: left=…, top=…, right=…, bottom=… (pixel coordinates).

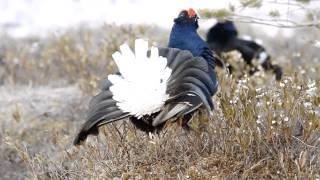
left=0, top=24, right=319, bottom=179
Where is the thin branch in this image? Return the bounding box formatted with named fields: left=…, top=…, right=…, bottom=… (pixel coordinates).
left=206, top=0, right=320, bottom=29
left=227, top=14, right=320, bottom=29
left=291, top=135, right=319, bottom=149
left=233, top=14, right=302, bottom=24
left=264, top=0, right=308, bottom=9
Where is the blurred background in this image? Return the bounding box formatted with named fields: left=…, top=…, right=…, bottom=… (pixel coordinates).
left=0, top=0, right=319, bottom=37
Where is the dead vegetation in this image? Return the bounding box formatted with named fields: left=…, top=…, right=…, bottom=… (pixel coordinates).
left=0, top=24, right=319, bottom=179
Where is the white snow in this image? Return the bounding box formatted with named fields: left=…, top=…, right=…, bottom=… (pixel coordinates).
left=314, top=40, right=320, bottom=48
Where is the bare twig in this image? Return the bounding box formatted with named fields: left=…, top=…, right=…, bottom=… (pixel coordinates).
left=201, top=0, right=320, bottom=29
left=227, top=15, right=320, bottom=28
left=292, top=135, right=319, bottom=149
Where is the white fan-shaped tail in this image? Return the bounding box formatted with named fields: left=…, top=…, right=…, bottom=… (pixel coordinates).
left=109, top=39, right=172, bottom=118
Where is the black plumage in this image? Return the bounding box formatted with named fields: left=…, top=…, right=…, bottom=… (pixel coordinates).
left=206, top=20, right=282, bottom=80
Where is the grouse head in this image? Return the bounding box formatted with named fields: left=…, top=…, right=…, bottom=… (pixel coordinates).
left=207, top=20, right=238, bottom=44
left=174, top=8, right=199, bottom=29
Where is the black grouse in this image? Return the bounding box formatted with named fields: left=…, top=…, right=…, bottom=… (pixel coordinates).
left=206, top=20, right=282, bottom=80
left=74, top=8, right=218, bottom=145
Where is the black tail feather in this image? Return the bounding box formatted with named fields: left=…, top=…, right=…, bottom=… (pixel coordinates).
left=74, top=88, right=130, bottom=145
left=73, top=110, right=130, bottom=145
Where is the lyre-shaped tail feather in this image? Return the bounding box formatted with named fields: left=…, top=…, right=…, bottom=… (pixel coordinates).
left=74, top=40, right=218, bottom=145
left=73, top=87, right=130, bottom=145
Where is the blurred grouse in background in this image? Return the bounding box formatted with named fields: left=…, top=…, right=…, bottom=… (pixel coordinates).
left=74, top=8, right=218, bottom=145
left=206, top=20, right=282, bottom=81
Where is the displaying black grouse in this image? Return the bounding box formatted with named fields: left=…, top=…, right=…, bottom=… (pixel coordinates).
left=206, top=20, right=282, bottom=80
left=74, top=8, right=218, bottom=145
